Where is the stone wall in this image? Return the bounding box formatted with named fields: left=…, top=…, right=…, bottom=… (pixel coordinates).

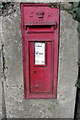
left=0, top=16, right=2, bottom=119
left=0, top=2, right=78, bottom=118
left=1, top=0, right=80, bottom=2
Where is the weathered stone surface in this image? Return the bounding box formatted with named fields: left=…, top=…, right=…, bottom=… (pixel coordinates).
left=0, top=77, right=2, bottom=119
left=0, top=82, right=2, bottom=119
left=78, top=23, right=80, bottom=59
left=2, top=3, right=78, bottom=118
left=0, top=17, right=2, bottom=50
left=1, top=0, right=80, bottom=2
left=0, top=16, right=2, bottom=120
left=58, top=10, right=78, bottom=118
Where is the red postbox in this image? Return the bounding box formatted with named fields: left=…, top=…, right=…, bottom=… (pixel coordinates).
left=20, top=4, right=60, bottom=99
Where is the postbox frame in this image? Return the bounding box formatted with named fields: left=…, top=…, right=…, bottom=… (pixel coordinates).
left=20, top=3, right=60, bottom=99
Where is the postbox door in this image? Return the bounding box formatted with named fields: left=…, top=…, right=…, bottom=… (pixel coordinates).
left=29, top=41, right=53, bottom=93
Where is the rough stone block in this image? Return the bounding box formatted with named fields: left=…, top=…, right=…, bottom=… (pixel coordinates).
left=2, top=3, right=78, bottom=118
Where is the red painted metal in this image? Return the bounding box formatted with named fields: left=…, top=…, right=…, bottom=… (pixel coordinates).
left=29, top=42, right=52, bottom=93
left=20, top=3, right=60, bottom=99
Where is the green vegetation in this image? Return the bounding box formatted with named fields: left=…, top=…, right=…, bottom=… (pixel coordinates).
left=0, top=2, right=15, bottom=16
left=68, top=2, right=80, bottom=32
left=0, top=2, right=11, bottom=15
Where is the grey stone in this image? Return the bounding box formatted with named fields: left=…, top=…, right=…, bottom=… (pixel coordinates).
left=1, top=0, right=80, bottom=2
left=0, top=16, right=2, bottom=120
left=0, top=82, right=2, bottom=119
left=1, top=3, right=78, bottom=118
left=0, top=17, right=2, bottom=50
left=78, top=23, right=80, bottom=59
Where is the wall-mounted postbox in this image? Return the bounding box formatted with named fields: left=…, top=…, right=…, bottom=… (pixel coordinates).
left=20, top=4, right=60, bottom=99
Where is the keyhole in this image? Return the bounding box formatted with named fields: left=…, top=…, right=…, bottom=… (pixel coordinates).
left=34, top=71, right=36, bottom=74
